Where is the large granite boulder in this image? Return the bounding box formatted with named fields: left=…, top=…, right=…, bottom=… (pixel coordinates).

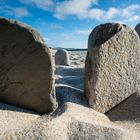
left=135, top=23, right=140, bottom=37
left=55, top=49, right=69, bottom=65
left=0, top=17, right=57, bottom=113
left=85, top=23, right=140, bottom=113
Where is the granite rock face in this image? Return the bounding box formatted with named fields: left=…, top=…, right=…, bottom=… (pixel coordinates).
left=85, top=23, right=140, bottom=113
left=55, top=49, right=69, bottom=65
left=135, top=23, right=140, bottom=37
left=0, top=17, right=57, bottom=113
left=1, top=103, right=138, bottom=140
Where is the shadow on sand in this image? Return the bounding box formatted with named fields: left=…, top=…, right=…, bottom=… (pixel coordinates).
left=0, top=101, right=38, bottom=114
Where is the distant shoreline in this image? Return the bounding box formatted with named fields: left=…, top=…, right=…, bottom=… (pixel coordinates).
left=51, top=47, right=87, bottom=51
left=66, top=49, right=87, bottom=51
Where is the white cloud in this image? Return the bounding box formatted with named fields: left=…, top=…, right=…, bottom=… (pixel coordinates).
left=18, top=0, right=140, bottom=25
left=13, top=7, right=31, bottom=18
left=0, top=6, right=31, bottom=18
left=46, top=23, right=63, bottom=29
left=106, top=8, right=119, bottom=19
left=75, top=29, right=92, bottom=35
left=54, top=0, right=98, bottom=19
left=88, top=8, right=105, bottom=20
left=109, top=4, right=140, bottom=23
left=122, top=4, right=140, bottom=18
left=20, top=0, right=54, bottom=11
left=127, top=15, right=140, bottom=22
left=34, top=19, right=63, bottom=29
left=54, top=1, right=140, bottom=25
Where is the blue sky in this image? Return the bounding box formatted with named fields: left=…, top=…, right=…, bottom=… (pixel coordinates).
left=0, top=0, right=140, bottom=48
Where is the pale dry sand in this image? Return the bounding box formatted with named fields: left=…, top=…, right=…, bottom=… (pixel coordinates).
left=0, top=102, right=39, bottom=132
left=0, top=49, right=139, bottom=139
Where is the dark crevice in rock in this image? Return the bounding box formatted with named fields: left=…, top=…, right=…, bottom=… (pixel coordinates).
left=9, top=81, right=23, bottom=85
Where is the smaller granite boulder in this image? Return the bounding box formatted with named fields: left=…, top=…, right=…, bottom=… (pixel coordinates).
left=85, top=23, right=140, bottom=113
left=55, top=49, right=69, bottom=65
left=135, top=23, right=140, bottom=37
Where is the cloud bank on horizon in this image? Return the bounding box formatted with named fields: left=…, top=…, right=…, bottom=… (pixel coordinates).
left=0, top=0, right=140, bottom=48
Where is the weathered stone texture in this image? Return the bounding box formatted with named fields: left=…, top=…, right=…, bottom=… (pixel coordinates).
left=0, top=17, right=57, bottom=113
left=85, top=23, right=140, bottom=113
